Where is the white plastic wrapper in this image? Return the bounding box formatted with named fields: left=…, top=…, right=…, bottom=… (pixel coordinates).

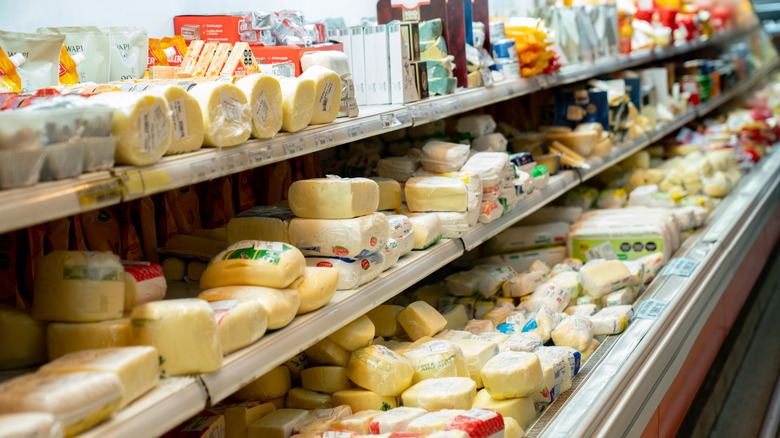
left=628, top=185, right=659, bottom=206
left=500, top=333, right=543, bottom=353
left=521, top=305, right=562, bottom=343
left=421, top=140, right=470, bottom=173
left=551, top=315, right=593, bottom=351
left=440, top=172, right=483, bottom=226
left=446, top=265, right=494, bottom=297
left=523, top=272, right=578, bottom=314
left=596, top=188, right=628, bottom=209
left=532, top=350, right=568, bottom=402
left=502, top=270, right=550, bottom=298
left=479, top=200, right=503, bottom=224
left=550, top=263, right=575, bottom=277
left=306, top=252, right=384, bottom=290
left=408, top=214, right=443, bottom=250
left=456, top=114, right=497, bottom=138
left=564, top=304, right=598, bottom=317
left=460, top=152, right=510, bottom=187
left=624, top=261, right=644, bottom=287
left=289, top=212, right=390, bottom=259
left=387, top=215, right=415, bottom=257
left=381, top=239, right=401, bottom=271
left=589, top=305, right=633, bottom=335
left=636, top=252, right=664, bottom=283
left=472, top=132, right=508, bottom=152
left=493, top=311, right=526, bottom=334
left=376, top=156, right=420, bottom=182
left=476, top=266, right=518, bottom=297
left=409, top=211, right=470, bottom=239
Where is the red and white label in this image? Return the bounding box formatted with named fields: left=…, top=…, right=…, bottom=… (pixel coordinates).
left=361, top=259, right=370, bottom=270
left=123, top=261, right=164, bottom=282
left=317, top=261, right=334, bottom=268
left=444, top=408, right=504, bottom=438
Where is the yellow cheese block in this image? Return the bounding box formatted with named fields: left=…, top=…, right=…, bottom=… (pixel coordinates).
left=189, top=81, right=251, bottom=147
left=198, top=285, right=299, bottom=330
left=366, top=305, right=405, bottom=338
left=544, top=131, right=599, bottom=157
left=187, top=260, right=207, bottom=281
left=279, top=76, right=316, bottom=132
left=347, top=345, right=414, bottom=396
left=224, top=401, right=276, bottom=438
left=300, top=366, right=350, bottom=394
left=453, top=339, right=499, bottom=388
left=296, top=267, right=339, bottom=315
left=331, top=389, right=398, bottom=412
left=370, top=177, right=403, bottom=211
left=0, top=304, right=47, bottom=370
left=129, top=299, right=222, bottom=376
left=46, top=319, right=130, bottom=360
left=401, top=377, right=477, bottom=411
left=481, top=351, right=543, bottom=399
left=200, top=240, right=305, bottom=290
left=406, top=410, right=465, bottom=433
left=288, top=177, right=380, bottom=219
left=209, top=300, right=268, bottom=355
left=161, top=257, right=186, bottom=281
left=405, top=176, right=469, bottom=212
left=299, top=66, right=341, bottom=124
left=32, top=251, right=125, bottom=322
left=286, top=387, right=332, bottom=409
left=248, top=408, right=309, bottom=438
left=235, top=366, right=292, bottom=402
left=504, top=417, right=525, bottom=438
left=235, top=74, right=284, bottom=139
left=328, top=315, right=375, bottom=351
left=306, top=337, right=351, bottom=367
left=402, top=340, right=471, bottom=383
left=38, top=346, right=159, bottom=408
left=472, top=389, right=536, bottom=430
left=398, top=301, right=448, bottom=341
left=148, top=84, right=205, bottom=154
left=332, top=409, right=383, bottom=434
left=442, top=305, right=470, bottom=330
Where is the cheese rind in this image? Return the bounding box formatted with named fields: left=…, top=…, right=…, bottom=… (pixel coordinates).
left=398, top=301, right=448, bottom=341
left=401, top=377, right=477, bottom=411
left=235, top=74, right=284, bottom=139
left=209, top=300, right=268, bottom=354
left=288, top=177, right=380, bottom=219
left=481, top=351, right=543, bottom=399
left=46, top=319, right=130, bottom=360
left=235, top=366, right=292, bottom=401
left=0, top=305, right=47, bottom=370
left=279, top=77, right=316, bottom=132
left=188, top=81, right=251, bottom=147
left=248, top=408, right=309, bottom=438
left=405, top=177, right=469, bottom=212
left=370, top=177, right=403, bottom=211
left=289, top=213, right=389, bottom=259
left=329, top=315, right=376, bottom=351
left=331, top=390, right=398, bottom=413
left=199, top=240, right=305, bottom=290
left=296, top=267, right=339, bottom=314
left=299, top=66, right=342, bottom=124
left=198, top=285, right=300, bottom=330
left=148, top=84, right=205, bottom=154
left=347, top=345, right=414, bottom=396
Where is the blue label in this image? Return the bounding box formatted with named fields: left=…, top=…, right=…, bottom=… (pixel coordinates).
left=522, top=319, right=538, bottom=333
left=496, top=322, right=518, bottom=334
left=572, top=351, right=581, bottom=376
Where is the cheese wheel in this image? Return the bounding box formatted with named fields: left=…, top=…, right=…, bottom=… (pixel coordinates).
left=279, top=76, right=316, bottom=132
left=472, top=389, right=536, bottom=430
left=235, top=366, right=291, bottom=401
left=288, top=177, right=380, bottom=219
left=347, top=345, right=414, bottom=396
left=0, top=305, right=47, bottom=370
left=227, top=206, right=294, bottom=245
left=299, top=66, right=341, bottom=124
left=401, top=377, right=477, bottom=411
left=306, top=338, right=350, bottom=367
left=0, top=413, right=63, bottom=438
left=89, top=92, right=172, bottom=166
left=148, top=84, right=204, bottom=154
left=32, top=251, right=125, bottom=322
left=296, top=267, right=339, bottom=315
left=398, top=301, right=448, bottom=341
left=285, top=352, right=308, bottom=379
left=46, top=319, right=130, bottom=360
left=328, top=315, right=375, bottom=351
left=301, top=366, right=351, bottom=393
left=331, top=389, right=398, bottom=413
left=189, top=82, right=251, bottom=147
left=370, top=177, right=403, bottom=211
left=481, top=351, right=543, bottom=399
left=286, top=387, right=332, bottom=409
left=209, top=300, right=268, bottom=354
left=289, top=213, right=389, bottom=259
left=403, top=340, right=471, bottom=383
left=234, top=74, right=284, bottom=139
left=198, top=285, right=299, bottom=330
left=200, top=240, right=305, bottom=290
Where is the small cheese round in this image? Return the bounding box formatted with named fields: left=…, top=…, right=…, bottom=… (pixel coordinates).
left=279, top=77, right=316, bottom=133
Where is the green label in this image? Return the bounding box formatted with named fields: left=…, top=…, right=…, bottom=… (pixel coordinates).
left=63, top=265, right=122, bottom=281
left=572, top=238, right=664, bottom=261
left=218, top=243, right=290, bottom=265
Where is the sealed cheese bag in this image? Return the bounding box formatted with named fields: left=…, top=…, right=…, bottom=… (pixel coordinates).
left=189, top=82, right=251, bottom=147
left=122, top=261, right=166, bottom=309
left=402, top=340, right=471, bottom=383
left=347, top=345, right=414, bottom=397
left=199, top=240, right=305, bottom=290
left=99, top=26, right=147, bottom=80
left=227, top=206, right=294, bottom=245
left=208, top=300, right=268, bottom=354
left=421, top=140, right=470, bottom=173
left=306, top=252, right=384, bottom=290
left=38, top=26, right=110, bottom=83
left=147, top=84, right=204, bottom=154
left=289, top=212, right=389, bottom=259
left=299, top=66, right=342, bottom=124
left=551, top=315, right=593, bottom=351
left=234, top=73, right=283, bottom=139
left=386, top=215, right=415, bottom=256
left=401, top=377, right=477, bottom=411
left=46, top=319, right=130, bottom=360
left=279, top=76, right=316, bottom=132
left=198, top=285, right=300, bottom=330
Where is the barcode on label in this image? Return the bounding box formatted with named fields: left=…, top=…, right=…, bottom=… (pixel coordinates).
left=314, top=132, right=335, bottom=147
left=190, top=159, right=218, bottom=181
left=249, top=146, right=274, bottom=164
left=634, top=299, right=669, bottom=320
left=221, top=93, right=242, bottom=122
left=381, top=113, right=401, bottom=129
left=663, top=257, right=700, bottom=277
left=169, top=99, right=189, bottom=141
left=348, top=125, right=365, bottom=139
left=77, top=182, right=121, bottom=207
left=283, top=139, right=305, bottom=156
left=319, top=80, right=336, bottom=113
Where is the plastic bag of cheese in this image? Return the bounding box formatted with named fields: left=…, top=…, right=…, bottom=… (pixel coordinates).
left=402, top=340, right=471, bottom=383
left=296, top=267, right=340, bottom=314
left=188, top=82, right=252, bottom=147
left=551, top=315, right=593, bottom=351
left=590, top=305, right=633, bottom=335
left=386, top=215, right=415, bottom=257
left=421, top=140, right=470, bottom=173
left=405, top=176, right=469, bottom=212
left=408, top=214, right=443, bottom=250
left=347, top=346, right=415, bottom=397
left=0, top=413, right=63, bottom=438
left=408, top=211, right=470, bottom=239
left=440, top=172, right=483, bottom=226
left=460, top=152, right=510, bottom=188
left=299, top=66, right=341, bottom=124
left=521, top=305, right=562, bottom=343
left=198, top=285, right=299, bottom=330
left=523, top=273, right=578, bottom=313
left=289, top=213, right=389, bottom=259
left=476, top=266, right=518, bottom=297
left=578, top=260, right=632, bottom=299
left=445, top=265, right=494, bottom=297
left=502, top=270, right=549, bottom=298
left=381, top=239, right=401, bottom=271
left=376, top=156, right=420, bottom=182
left=234, top=73, right=284, bottom=139
left=200, top=240, right=305, bottom=290
left=368, top=407, right=427, bottom=433
left=472, top=132, right=508, bottom=152
left=500, top=333, right=543, bottom=353
left=278, top=76, right=316, bottom=132
left=306, top=252, right=384, bottom=290
left=479, top=200, right=503, bottom=224
left=147, top=84, right=205, bottom=154
left=123, top=261, right=166, bottom=309
left=456, top=114, right=497, bottom=139
left=227, top=206, right=294, bottom=245
left=407, top=410, right=468, bottom=434
left=401, top=377, right=477, bottom=411
left=371, top=177, right=403, bottom=211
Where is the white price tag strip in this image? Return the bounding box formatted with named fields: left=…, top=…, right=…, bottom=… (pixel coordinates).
left=283, top=138, right=306, bottom=156
left=347, top=125, right=366, bottom=139
left=536, top=74, right=550, bottom=88
left=633, top=299, right=669, bottom=320
left=314, top=132, right=335, bottom=148
left=662, top=257, right=700, bottom=277
left=248, top=146, right=274, bottom=165
left=381, top=113, right=402, bottom=129
left=189, top=158, right=219, bottom=182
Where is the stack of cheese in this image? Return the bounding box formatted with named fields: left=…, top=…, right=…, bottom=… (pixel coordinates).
left=301, top=50, right=357, bottom=119
left=419, top=18, right=457, bottom=96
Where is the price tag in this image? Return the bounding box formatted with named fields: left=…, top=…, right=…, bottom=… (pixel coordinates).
left=381, top=113, right=402, bottom=129
left=248, top=145, right=274, bottom=165
left=77, top=180, right=122, bottom=208
left=314, top=132, right=335, bottom=148
left=347, top=125, right=366, bottom=139
left=662, top=257, right=700, bottom=277
left=283, top=138, right=306, bottom=156
left=633, top=299, right=669, bottom=320
left=222, top=152, right=243, bottom=175
left=189, top=158, right=219, bottom=182
left=119, top=171, right=145, bottom=198
left=451, top=100, right=464, bottom=112
left=536, top=74, right=550, bottom=89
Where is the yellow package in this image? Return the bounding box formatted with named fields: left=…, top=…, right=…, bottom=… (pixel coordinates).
left=0, top=45, right=23, bottom=92
left=57, top=45, right=82, bottom=85
left=192, top=42, right=217, bottom=77
left=145, top=38, right=168, bottom=78
left=161, top=36, right=186, bottom=67
left=206, top=43, right=232, bottom=77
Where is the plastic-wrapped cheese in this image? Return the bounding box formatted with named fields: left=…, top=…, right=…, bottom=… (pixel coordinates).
left=578, top=260, right=632, bottom=298
left=89, top=91, right=172, bottom=166
left=299, top=66, right=341, bottom=124
left=531, top=352, right=567, bottom=403
left=456, top=114, right=497, bottom=138
left=443, top=408, right=506, bottom=438
left=332, top=410, right=383, bottom=434
left=293, top=406, right=352, bottom=435
left=307, top=337, right=351, bottom=366
left=296, top=267, right=339, bottom=314
left=306, top=252, right=384, bottom=290
left=208, top=300, right=268, bottom=354
left=38, top=346, right=159, bottom=409
left=564, top=304, right=598, bottom=317
left=502, top=270, right=550, bottom=298
left=472, top=389, right=537, bottom=430
left=407, top=410, right=466, bottom=433
left=285, top=387, right=332, bottom=409
left=376, top=156, right=420, bottom=182
left=0, top=305, right=47, bottom=370
left=401, top=377, right=476, bottom=411
left=32, top=251, right=125, bottom=322
left=477, top=266, right=518, bottom=298
left=300, top=366, right=351, bottom=394
left=248, top=408, right=309, bottom=438
left=289, top=177, right=379, bottom=219
left=278, top=76, right=316, bottom=132
left=452, top=339, right=499, bottom=388
left=290, top=213, right=389, bottom=258
left=439, top=172, right=483, bottom=226
left=147, top=84, right=204, bottom=154
left=234, top=74, right=283, bottom=139
left=402, top=340, right=470, bottom=383
left=123, top=262, right=166, bottom=310
left=332, top=390, right=397, bottom=414
left=200, top=240, right=305, bottom=290
left=590, top=305, right=633, bottom=335
left=46, top=319, right=129, bottom=360
left=227, top=206, right=295, bottom=245
left=369, top=407, right=427, bottom=434
left=405, top=177, right=469, bottom=212
left=370, top=177, right=403, bottom=211
left=481, top=351, right=543, bottom=399
left=408, top=211, right=470, bottom=239
left=0, top=372, right=122, bottom=437
left=235, top=366, right=291, bottom=401
left=524, top=273, right=578, bottom=313
left=398, top=301, right=448, bottom=341
left=521, top=306, right=561, bottom=343
left=381, top=239, right=401, bottom=271
left=551, top=315, right=593, bottom=352
left=347, top=345, right=414, bottom=396
left=479, top=200, right=503, bottom=224
left=301, top=50, right=351, bottom=77
left=500, top=333, right=543, bottom=354
left=408, top=214, right=443, bottom=250
left=189, top=82, right=251, bottom=147
left=461, top=152, right=510, bottom=187
left=472, top=133, right=508, bottom=152
left=198, top=285, right=300, bottom=330
left=0, top=413, right=63, bottom=438
left=421, top=140, right=470, bottom=173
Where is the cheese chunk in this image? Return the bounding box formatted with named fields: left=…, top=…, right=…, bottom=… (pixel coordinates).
left=347, top=345, right=414, bottom=396
left=89, top=92, right=172, bottom=166
left=471, top=389, right=536, bottom=430
left=421, top=141, right=470, bottom=173
left=398, top=301, right=448, bottom=341
left=500, top=334, right=543, bottom=354
left=369, top=407, right=427, bottom=434
left=551, top=315, right=593, bottom=352
left=579, top=261, right=632, bottom=298
left=209, top=300, right=268, bottom=355
left=123, top=262, right=167, bottom=310
left=0, top=305, right=46, bottom=370
left=289, top=213, right=389, bottom=258
left=456, top=115, right=496, bottom=138
left=306, top=338, right=351, bottom=367
left=407, top=410, right=465, bottom=433
left=198, top=285, right=299, bottom=330
left=227, top=207, right=294, bottom=245
left=442, top=305, right=470, bottom=330
left=408, top=214, right=443, bottom=250
left=296, top=267, right=339, bottom=315
left=286, top=388, right=332, bottom=409
left=481, top=351, right=543, bottom=399
left=402, top=377, right=477, bottom=411
left=46, top=319, right=129, bottom=360
left=329, top=315, right=375, bottom=351
left=148, top=84, right=205, bottom=154
left=224, top=401, right=276, bottom=438
left=189, top=81, right=251, bottom=147
left=235, top=74, right=283, bottom=139
left=285, top=352, right=308, bottom=379
left=279, top=76, right=316, bottom=132
left=300, top=366, right=350, bottom=393
left=200, top=240, right=305, bottom=290
left=405, top=177, right=469, bottom=212
left=248, top=408, right=309, bottom=438
left=366, top=305, right=404, bottom=338
left=293, top=406, right=352, bottom=435
left=453, top=339, right=499, bottom=388
left=403, top=340, right=470, bottom=383
left=0, top=372, right=121, bottom=437
left=129, top=299, right=222, bottom=376
left=39, top=346, right=159, bottom=408
left=301, top=50, right=351, bottom=76
left=300, top=66, right=341, bottom=124
left=332, top=410, right=382, bottom=434
left=32, top=251, right=125, bottom=322
left=289, top=177, right=379, bottom=219
left=370, top=177, right=403, bottom=211
left=331, top=390, right=398, bottom=413
left=306, top=252, right=384, bottom=290
left=235, top=366, right=292, bottom=401
left=529, top=352, right=558, bottom=403
left=0, top=413, right=63, bottom=438
left=590, top=305, right=633, bottom=335
left=387, top=215, right=415, bottom=256
left=537, top=348, right=574, bottom=394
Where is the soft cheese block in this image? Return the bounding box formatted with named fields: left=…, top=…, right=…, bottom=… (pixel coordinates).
left=405, top=177, right=469, bottom=212
left=209, top=300, right=268, bottom=355
left=306, top=253, right=384, bottom=290
left=227, top=206, right=295, bottom=245
left=0, top=305, right=47, bottom=370
left=39, top=346, right=159, bottom=408
left=402, top=377, right=477, bottom=411
left=421, top=140, right=470, bottom=173
left=32, top=251, right=125, bottom=322
left=460, top=152, right=510, bottom=188
left=0, top=413, right=63, bottom=438
left=289, top=213, right=389, bottom=258
left=332, top=409, right=383, bottom=434
left=296, top=267, right=339, bottom=314
left=46, top=319, right=130, bottom=360
left=235, top=366, right=292, bottom=401
left=148, top=84, right=205, bottom=154
left=198, top=285, right=300, bottom=330
left=590, top=305, right=633, bottom=335
left=288, top=177, right=380, bottom=219
left=398, top=301, right=448, bottom=341
left=387, top=215, right=415, bottom=256
left=328, top=315, right=375, bottom=351
left=403, top=340, right=470, bottom=383
left=481, top=351, right=543, bottom=399
left=248, top=408, right=309, bottom=438
left=189, top=81, right=251, bottom=147
left=235, top=73, right=284, bottom=139
left=299, top=66, right=342, bottom=124
left=331, top=389, right=398, bottom=413
left=278, top=76, right=316, bottom=132
left=306, top=338, right=351, bottom=367
left=452, top=339, right=499, bottom=388
left=471, top=389, right=536, bottom=430
left=200, top=240, right=305, bottom=290
left=407, top=410, right=466, bottom=433
left=285, top=387, right=332, bottom=409
left=369, top=407, right=427, bottom=434
left=347, top=345, right=414, bottom=396
left=90, top=91, right=172, bottom=166
left=129, top=299, right=222, bottom=376
left=370, top=177, right=403, bottom=211
left=408, top=214, right=443, bottom=250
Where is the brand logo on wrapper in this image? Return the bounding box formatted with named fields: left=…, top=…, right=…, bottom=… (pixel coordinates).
left=316, top=261, right=333, bottom=268
left=361, top=259, right=370, bottom=270
left=370, top=237, right=378, bottom=247
left=333, top=246, right=349, bottom=257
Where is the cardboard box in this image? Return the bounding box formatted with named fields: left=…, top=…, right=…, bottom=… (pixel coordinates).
left=367, top=25, right=391, bottom=105
left=250, top=43, right=344, bottom=76
left=411, top=60, right=429, bottom=100
left=174, top=15, right=243, bottom=44
left=399, top=22, right=421, bottom=61
left=350, top=27, right=367, bottom=105
left=389, top=23, right=420, bottom=104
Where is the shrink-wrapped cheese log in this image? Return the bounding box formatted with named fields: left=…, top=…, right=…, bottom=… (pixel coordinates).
left=189, top=82, right=252, bottom=147
left=234, top=73, right=284, bottom=139
left=198, top=285, right=300, bottom=330
left=279, top=76, right=316, bottom=132
left=289, top=213, right=389, bottom=259
left=199, top=240, right=305, bottom=290
left=299, top=66, right=342, bottom=124
left=288, top=176, right=379, bottom=219
left=148, top=84, right=204, bottom=154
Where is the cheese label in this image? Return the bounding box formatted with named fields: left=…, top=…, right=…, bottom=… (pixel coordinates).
left=169, top=98, right=189, bottom=141
left=319, top=80, right=336, bottom=113
left=139, top=101, right=168, bottom=154
left=252, top=90, right=270, bottom=128
left=212, top=241, right=292, bottom=265
left=63, top=262, right=122, bottom=282
left=220, top=92, right=242, bottom=122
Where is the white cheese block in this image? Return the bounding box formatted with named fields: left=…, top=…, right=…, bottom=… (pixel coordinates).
left=306, top=338, right=351, bottom=367
left=189, top=81, right=252, bottom=146
left=456, top=114, right=496, bottom=138
left=278, top=76, right=316, bottom=132
left=209, top=300, right=268, bottom=354
left=370, top=177, right=403, bottom=211
left=386, top=215, right=415, bottom=257
left=398, top=301, right=448, bottom=341
left=248, top=408, right=309, bottom=438
left=38, top=346, right=159, bottom=408
left=578, top=260, right=632, bottom=299
left=405, top=176, right=469, bottom=212
left=521, top=306, right=561, bottom=343
left=481, top=351, right=543, bottom=399
left=408, top=214, right=443, bottom=250
left=235, top=366, right=291, bottom=401
left=471, top=389, right=536, bottom=430
left=489, top=222, right=570, bottom=253
left=46, top=319, right=129, bottom=360
left=346, top=345, right=414, bottom=396
left=306, top=252, right=384, bottom=290
left=472, top=133, right=508, bottom=152
left=402, top=340, right=470, bottom=383
left=32, top=251, right=125, bottom=322
left=369, top=407, right=427, bottom=434
left=332, top=390, right=398, bottom=413
left=0, top=372, right=121, bottom=437
left=453, top=339, right=499, bottom=388
left=461, top=152, right=510, bottom=187
left=235, top=73, right=284, bottom=139
left=289, top=177, right=379, bottom=219
left=402, top=377, right=476, bottom=411
left=301, top=50, right=351, bottom=77
left=407, top=410, right=466, bottom=433
left=290, top=213, right=389, bottom=258
left=200, top=240, right=305, bottom=290
left=590, top=305, right=633, bottom=335
left=300, top=366, right=350, bottom=394
left=148, top=84, right=204, bottom=154
left=366, top=305, right=404, bottom=338
left=286, top=387, right=332, bottom=409
left=227, top=206, right=294, bottom=245
left=300, top=66, right=342, bottom=124
left=89, top=91, right=172, bottom=166
left=198, top=285, right=299, bottom=330
left=376, top=157, right=420, bottom=183
left=296, top=267, right=339, bottom=315
left=421, top=140, right=470, bottom=173
left=0, top=413, right=63, bottom=438
left=0, top=305, right=46, bottom=370
left=329, top=315, right=375, bottom=351
left=463, top=320, right=495, bottom=334
left=332, top=410, right=383, bottom=434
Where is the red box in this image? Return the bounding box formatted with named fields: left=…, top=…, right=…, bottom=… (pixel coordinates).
left=251, top=43, right=344, bottom=76
left=173, top=15, right=243, bottom=44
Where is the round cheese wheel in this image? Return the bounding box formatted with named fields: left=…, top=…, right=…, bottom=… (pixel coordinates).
left=278, top=77, right=316, bottom=133
left=299, top=66, right=341, bottom=124
left=188, top=82, right=251, bottom=147
left=200, top=240, right=305, bottom=290
left=147, top=84, right=204, bottom=154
